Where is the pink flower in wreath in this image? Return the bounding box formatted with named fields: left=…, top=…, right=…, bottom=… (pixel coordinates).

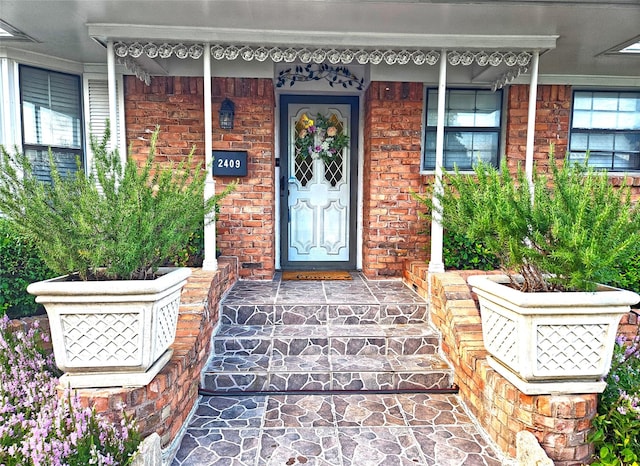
left=326, top=126, right=338, bottom=137
left=299, top=129, right=308, bottom=139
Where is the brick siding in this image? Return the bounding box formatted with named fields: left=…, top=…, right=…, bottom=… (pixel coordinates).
left=124, top=76, right=275, bottom=279
left=122, top=79, right=640, bottom=278
left=362, top=82, right=429, bottom=278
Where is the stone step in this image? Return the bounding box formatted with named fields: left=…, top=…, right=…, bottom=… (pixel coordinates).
left=201, top=353, right=454, bottom=392
left=212, top=324, right=441, bottom=357
left=206, top=277, right=451, bottom=394
left=220, top=303, right=428, bottom=326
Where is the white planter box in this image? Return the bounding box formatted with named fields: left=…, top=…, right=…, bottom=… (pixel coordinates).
left=28, top=267, right=191, bottom=388
left=467, top=274, right=639, bottom=395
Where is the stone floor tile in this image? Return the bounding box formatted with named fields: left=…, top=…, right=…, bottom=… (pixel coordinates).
left=331, top=354, right=394, bottom=372
left=171, top=428, right=260, bottom=466
left=396, top=372, right=452, bottom=390
left=270, top=354, right=331, bottom=372
left=333, top=394, right=405, bottom=427
left=183, top=275, right=506, bottom=465
left=272, top=325, right=328, bottom=338
left=222, top=281, right=280, bottom=304
left=274, top=305, right=329, bottom=325
left=205, top=354, right=270, bottom=372
left=338, top=427, right=426, bottom=466
left=397, top=393, right=473, bottom=426
left=272, top=337, right=329, bottom=356
left=202, top=372, right=269, bottom=392
left=330, top=337, right=387, bottom=356
left=216, top=324, right=274, bottom=338
left=269, top=372, right=332, bottom=391
left=412, top=425, right=503, bottom=466
left=221, top=305, right=275, bottom=325
left=387, top=354, right=451, bottom=372
left=332, top=371, right=395, bottom=391
left=257, top=427, right=342, bottom=466
left=264, top=394, right=335, bottom=427
left=188, top=395, right=266, bottom=429
left=326, top=324, right=388, bottom=337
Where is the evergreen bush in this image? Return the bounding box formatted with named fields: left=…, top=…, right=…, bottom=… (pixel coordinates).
left=415, top=150, right=640, bottom=292
left=0, top=127, right=234, bottom=281
left=0, top=218, right=54, bottom=317
left=443, top=231, right=500, bottom=271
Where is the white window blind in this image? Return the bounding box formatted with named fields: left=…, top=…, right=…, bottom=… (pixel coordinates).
left=20, top=65, right=83, bottom=182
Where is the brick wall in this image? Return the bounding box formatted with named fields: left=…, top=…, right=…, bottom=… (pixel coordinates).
left=124, top=76, right=276, bottom=279
left=121, top=80, right=640, bottom=279
left=505, top=84, right=571, bottom=172
left=211, top=78, right=275, bottom=279
left=618, top=311, right=640, bottom=342
left=506, top=84, right=640, bottom=198
left=362, top=82, right=428, bottom=278
left=403, top=261, right=640, bottom=465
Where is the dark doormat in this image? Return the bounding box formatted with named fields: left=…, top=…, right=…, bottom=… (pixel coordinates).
left=282, top=271, right=352, bottom=281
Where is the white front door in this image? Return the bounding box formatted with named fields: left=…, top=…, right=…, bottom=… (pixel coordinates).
left=280, top=95, right=358, bottom=269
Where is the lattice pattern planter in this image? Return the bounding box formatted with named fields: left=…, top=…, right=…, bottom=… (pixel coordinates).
left=468, top=274, right=639, bottom=395
left=28, top=267, right=191, bottom=388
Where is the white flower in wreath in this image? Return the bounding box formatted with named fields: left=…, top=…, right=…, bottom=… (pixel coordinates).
left=296, top=113, right=349, bottom=163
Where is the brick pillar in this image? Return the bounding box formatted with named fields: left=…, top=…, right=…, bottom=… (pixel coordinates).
left=362, top=82, right=428, bottom=278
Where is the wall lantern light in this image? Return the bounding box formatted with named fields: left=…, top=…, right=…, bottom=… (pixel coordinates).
left=219, top=98, right=235, bottom=130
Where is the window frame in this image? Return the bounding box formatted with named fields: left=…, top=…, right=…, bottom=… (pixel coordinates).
left=19, top=65, right=84, bottom=182
left=421, top=87, right=503, bottom=173
left=568, top=89, right=640, bottom=172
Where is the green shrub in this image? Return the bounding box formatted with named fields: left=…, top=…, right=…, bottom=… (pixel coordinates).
left=609, top=252, right=640, bottom=296
left=0, top=127, right=234, bottom=281
left=589, top=329, right=640, bottom=466
left=443, top=231, right=500, bottom=271
left=0, top=218, right=54, bottom=318
left=415, top=150, right=640, bottom=292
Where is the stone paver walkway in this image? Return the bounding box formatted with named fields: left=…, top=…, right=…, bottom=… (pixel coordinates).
left=171, top=274, right=506, bottom=465
left=172, top=392, right=503, bottom=465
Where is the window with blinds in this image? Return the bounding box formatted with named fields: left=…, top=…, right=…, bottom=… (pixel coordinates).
left=422, top=88, right=502, bottom=171
left=569, top=91, right=640, bottom=171
left=20, top=65, right=83, bottom=182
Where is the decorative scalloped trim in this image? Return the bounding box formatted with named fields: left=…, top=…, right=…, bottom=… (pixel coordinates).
left=113, top=42, right=531, bottom=68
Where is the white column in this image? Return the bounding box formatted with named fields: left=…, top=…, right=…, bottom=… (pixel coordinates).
left=106, top=41, right=119, bottom=159
left=428, top=50, right=447, bottom=274
left=202, top=43, right=218, bottom=271
left=525, top=51, right=540, bottom=198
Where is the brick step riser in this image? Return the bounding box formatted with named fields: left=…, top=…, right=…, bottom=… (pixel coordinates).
left=201, top=371, right=453, bottom=393
left=221, top=304, right=428, bottom=326
left=213, top=336, right=440, bottom=356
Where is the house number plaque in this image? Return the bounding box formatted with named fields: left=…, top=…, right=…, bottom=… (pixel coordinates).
left=212, top=150, right=248, bottom=176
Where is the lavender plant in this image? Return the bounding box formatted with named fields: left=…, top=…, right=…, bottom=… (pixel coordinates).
left=590, top=325, right=640, bottom=466
left=0, top=316, right=141, bottom=465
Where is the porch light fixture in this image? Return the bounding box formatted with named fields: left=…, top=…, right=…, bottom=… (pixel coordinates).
left=219, top=98, right=235, bottom=130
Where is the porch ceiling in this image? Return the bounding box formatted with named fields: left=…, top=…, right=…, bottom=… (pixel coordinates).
left=1, top=0, right=639, bottom=81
